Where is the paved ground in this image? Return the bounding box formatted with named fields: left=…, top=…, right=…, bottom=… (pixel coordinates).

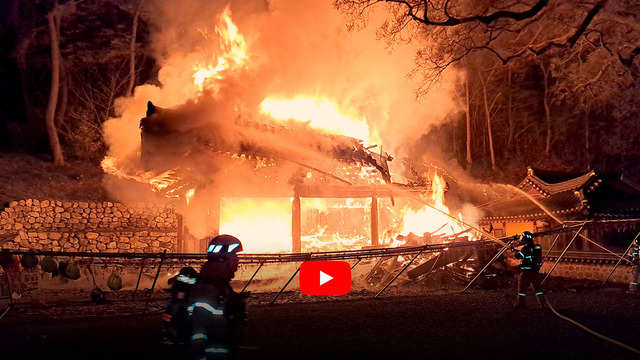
left=1, top=285, right=640, bottom=359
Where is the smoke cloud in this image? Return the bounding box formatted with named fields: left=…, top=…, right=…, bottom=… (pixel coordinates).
left=102, top=0, right=459, bottom=241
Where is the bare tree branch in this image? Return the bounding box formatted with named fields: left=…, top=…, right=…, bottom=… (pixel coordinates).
left=384, top=0, right=550, bottom=26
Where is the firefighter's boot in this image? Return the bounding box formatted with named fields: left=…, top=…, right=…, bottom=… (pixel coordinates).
left=535, top=291, right=547, bottom=309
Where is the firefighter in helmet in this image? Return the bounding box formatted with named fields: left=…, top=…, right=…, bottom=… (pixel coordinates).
left=200, top=234, right=243, bottom=282
left=162, top=266, right=198, bottom=345
left=629, top=238, right=639, bottom=294
left=197, top=234, right=246, bottom=321
left=511, top=231, right=547, bottom=308
left=187, top=234, right=247, bottom=355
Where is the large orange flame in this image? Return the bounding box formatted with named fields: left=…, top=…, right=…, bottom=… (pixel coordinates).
left=260, top=96, right=371, bottom=143
left=193, top=5, right=247, bottom=91
left=400, top=174, right=468, bottom=241
left=219, top=198, right=292, bottom=253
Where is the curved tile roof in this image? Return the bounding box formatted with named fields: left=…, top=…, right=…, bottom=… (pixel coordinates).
left=480, top=168, right=640, bottom=222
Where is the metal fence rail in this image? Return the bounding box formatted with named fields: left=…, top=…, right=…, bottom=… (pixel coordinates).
left=1, top=240, right=500, bottom=302
left=3, top=240, right=498, bottom=264
left=2, top=220, right=638, bottom=304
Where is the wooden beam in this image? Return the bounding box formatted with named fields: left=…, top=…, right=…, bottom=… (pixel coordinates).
left=295, top=184, right=428, bottom=198
left=292, top=195, right=301, bottom=253
left=371, top=196, right=379, bottom=246
left=189, top=184, right=429, bottom=199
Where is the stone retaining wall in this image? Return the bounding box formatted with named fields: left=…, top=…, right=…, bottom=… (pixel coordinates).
left=541, top=261, right=633, bottom=284
left=0, top=199, right=179, bottom=253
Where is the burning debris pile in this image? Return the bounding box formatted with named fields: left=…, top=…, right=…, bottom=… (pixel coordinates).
left=365, top=240, right=512, bottom=290
left=101, top=1, right=469, bottom=253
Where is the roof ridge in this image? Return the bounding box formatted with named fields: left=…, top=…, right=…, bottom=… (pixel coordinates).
left=521, top=168, right=596, bottom=195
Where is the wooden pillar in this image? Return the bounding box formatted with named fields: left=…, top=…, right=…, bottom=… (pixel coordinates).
left=177, top=215, right=197, bottom=253
left=292, top=195, right=301, bottom=253
left=177, top=214, right=184, bottom=253
left=371, top=196, right=379, bottom=246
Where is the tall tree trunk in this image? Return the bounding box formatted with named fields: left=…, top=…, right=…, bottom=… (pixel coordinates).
left=126, top=0, right=144, bottom=96
left=465, top=73, right=472, bottom=169
left=540, top=61, right=551, bottom=155
left=481, top=77, right=497, bottom=171
left=55, top=63, right=68, bottom=129
left=46, top=7, right=65, bottom=166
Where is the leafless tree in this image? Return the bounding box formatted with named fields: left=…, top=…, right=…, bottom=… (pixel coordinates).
left=336, top=0, right=638, bottom=94
left=45, top=2, right=75, bottom=166
left=126, top=0, right=145, bottom=96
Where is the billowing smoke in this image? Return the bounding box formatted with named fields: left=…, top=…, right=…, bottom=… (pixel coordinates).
left=102, top=0, right=458, bottom=241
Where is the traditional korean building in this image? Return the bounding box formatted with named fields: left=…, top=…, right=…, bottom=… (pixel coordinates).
left=479, top=168, right=640, bottom=252
left=138, top=101, right=431, bottom=253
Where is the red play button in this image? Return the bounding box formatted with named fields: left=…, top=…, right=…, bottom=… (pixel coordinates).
left=299, top=261, right=351, bottom=295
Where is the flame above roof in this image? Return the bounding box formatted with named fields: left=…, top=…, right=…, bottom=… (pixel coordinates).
left=140, top=101, right=392, bottom=181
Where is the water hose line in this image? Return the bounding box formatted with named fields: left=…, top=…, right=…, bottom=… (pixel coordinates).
left=545, top=300, right=640, bottom=356
left=0, top=305, right=10, bottom=320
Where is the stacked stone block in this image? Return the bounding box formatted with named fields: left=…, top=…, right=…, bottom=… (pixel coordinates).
left=540, top=260, right=634, bottom=284
left=0, top=199, right=178, bottom=253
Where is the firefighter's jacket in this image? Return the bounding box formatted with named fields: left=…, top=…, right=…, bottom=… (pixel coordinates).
left=631, top=243, right=640, bottom=266
left=514, top=243, right=543, bottom=271
left=165, top=273, right=197, bottom=318
left=193, top=260, right=246, bottom=323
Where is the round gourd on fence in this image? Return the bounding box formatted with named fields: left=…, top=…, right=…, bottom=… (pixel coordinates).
left=0, top=250, right=15, bottom=269
left=21, top=252, right=39, bottom=269
left=64, top=261, right=81, bottom=280
left=107, top=271, right=123, bottom=291
left=40, top=256, right=59, bottom=273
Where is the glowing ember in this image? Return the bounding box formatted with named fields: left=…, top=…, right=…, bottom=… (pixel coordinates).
left=260, top=97, right=371, bottom=143
left=101, top=156, right=191, bottom=201
left=301, top=198, right=372, bottom=251
left=185, top=189, right=196, bottom=206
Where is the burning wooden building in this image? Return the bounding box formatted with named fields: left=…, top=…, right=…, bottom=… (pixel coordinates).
left=98, top=5, right=477, bottom=255
left=134, top=100, right=443, bottom=253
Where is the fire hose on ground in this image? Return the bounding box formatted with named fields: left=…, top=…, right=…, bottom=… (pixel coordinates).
left=544, top=300, right=640, bottom=356
left=0, top=305, right=10, bottom=320
left=456, top=226, right=640, bottom=356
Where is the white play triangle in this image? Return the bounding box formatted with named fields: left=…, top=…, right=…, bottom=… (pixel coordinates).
left=319, top=270, right=333, bottom=286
